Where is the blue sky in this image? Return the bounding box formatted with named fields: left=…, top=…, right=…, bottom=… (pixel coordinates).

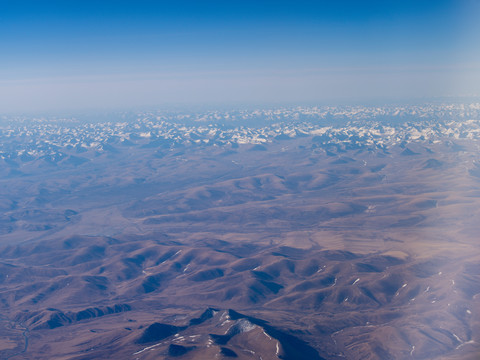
left=0, top=0, right=479, bottom=112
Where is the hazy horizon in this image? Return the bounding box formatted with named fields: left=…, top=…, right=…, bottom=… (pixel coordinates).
left=1, top=3, right=480, bottom=358
left=1, top=0, right=479, bottom=113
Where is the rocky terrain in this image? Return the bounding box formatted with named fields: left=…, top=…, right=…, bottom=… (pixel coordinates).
left=0, top=103, right=479, bottom=359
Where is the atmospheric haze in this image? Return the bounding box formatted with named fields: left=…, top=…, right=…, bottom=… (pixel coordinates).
left=0, top=1, right=480, bottom=360
left=0, top=0, right=479, bottom=113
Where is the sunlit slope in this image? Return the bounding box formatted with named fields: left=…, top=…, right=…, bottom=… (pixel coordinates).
left=0, top=105, right=479, bottom=359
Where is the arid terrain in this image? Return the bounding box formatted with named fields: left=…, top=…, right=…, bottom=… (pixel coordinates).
left=0, top=105, right=479, bottom=359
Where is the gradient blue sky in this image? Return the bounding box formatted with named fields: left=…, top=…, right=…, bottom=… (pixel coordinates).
left=1, top=0, right=479, bottom=113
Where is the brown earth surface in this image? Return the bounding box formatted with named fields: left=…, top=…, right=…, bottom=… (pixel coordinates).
left=0, top=136, right=479, bottom=359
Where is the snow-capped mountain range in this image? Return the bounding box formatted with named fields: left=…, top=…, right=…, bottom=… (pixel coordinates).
left=1, top=103, right=479, bottom=164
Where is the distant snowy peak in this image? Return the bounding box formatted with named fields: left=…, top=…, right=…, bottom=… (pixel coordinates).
left=0, top=103, right=479, bottom=162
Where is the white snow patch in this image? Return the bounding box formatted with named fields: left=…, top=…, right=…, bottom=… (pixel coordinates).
left=453, top=334, right=462, bottom=343
left=456, top=340, right=475, bottom=349
left=133, top=342, right=163, bottom=355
